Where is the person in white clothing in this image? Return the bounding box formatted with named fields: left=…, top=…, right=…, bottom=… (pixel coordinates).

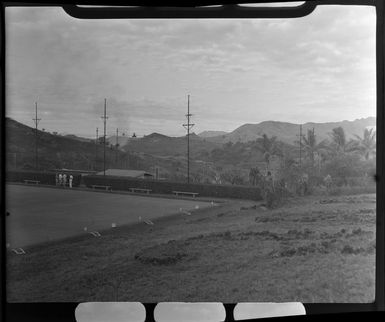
left=69, top=174, right=73, bottom=188
left=58, top=173, right=63, bottom=186
left=63, top=173, right=67, bottom=187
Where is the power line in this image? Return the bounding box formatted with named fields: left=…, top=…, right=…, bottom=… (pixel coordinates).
left=296, top=124, right=303, bottom=169
left=182, top=94, right=194, bottom=183
left=116, top=128, right=119, bottom=164
left=101, top=98, right=108, bottom=176
left=95, top=127, right=98, bottom=171
left=300, top=124, right=302, bottom=169
left=32, top=102, right=41, bottom=170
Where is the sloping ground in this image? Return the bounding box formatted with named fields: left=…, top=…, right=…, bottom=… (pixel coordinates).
left=7, top=194, right=375, bottom=303
left=5, top=117, right=141, bottom=171
left=121, top=132, right=220, bottom=158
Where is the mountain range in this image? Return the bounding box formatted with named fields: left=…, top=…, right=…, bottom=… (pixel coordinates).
left=5, top=116, right=376, bottom=171
left=5, top=118, right=141, bottom=171
left=198, top=117, right=376, bottom=145
left=121, top=132, right=220, bottom=158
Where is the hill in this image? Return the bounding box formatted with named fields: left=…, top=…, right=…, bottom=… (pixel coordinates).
left=5, top=118, right=141, bottom=171
left=63, top=134, right=93, bottom=143
left=4, top=118, right=213, bottom=181
left=198, top=130, right=228, bottom=138
left=105, top=135, right=133, bottom=149
left=205, top=117, right=376, bottom=144
left=121, top=132, right=221, bottom=158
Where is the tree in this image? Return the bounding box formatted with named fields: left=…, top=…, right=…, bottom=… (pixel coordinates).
left=350, top=128, right=376, bottom=160
left=249, top=167, right=263, bottom=186
left=220, top=168, right=245, bottom=185
left=328, top=127, right=355, bottom=154
left=256, top=134, right=281, bottom=170
left=301, top=128, right=328, bottom=168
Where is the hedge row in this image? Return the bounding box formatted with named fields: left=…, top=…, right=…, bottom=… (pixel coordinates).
left=6, top=170, right=82, bottom=187
left=83, top=175, right=263, bottom=200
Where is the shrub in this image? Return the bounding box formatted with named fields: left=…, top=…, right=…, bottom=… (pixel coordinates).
left=83, top=175, right=263, bottom=200
left=263, top=184, right=289, bottom=208
left=327, top=185, right=376, bottom=196
left=341, top=245, right=366, bottom=255
left=6, top=170, right=82, bottom=187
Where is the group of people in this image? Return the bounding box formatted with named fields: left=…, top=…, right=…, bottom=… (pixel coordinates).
left=56, top=173, right=74, bottom=188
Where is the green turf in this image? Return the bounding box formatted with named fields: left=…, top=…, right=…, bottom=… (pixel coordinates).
left=6, top=184, right=211, bottom=248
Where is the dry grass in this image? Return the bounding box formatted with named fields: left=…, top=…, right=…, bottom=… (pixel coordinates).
left=7, top=193, right=375, bottom=303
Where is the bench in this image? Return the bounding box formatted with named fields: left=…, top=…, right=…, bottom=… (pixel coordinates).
left=172, top=191, right=199, bottom=198
left=129, top=188, right=152, bottom=194
left=91, top=185, right=112, bottom=191
left=24, top=180, right=40, bottom=185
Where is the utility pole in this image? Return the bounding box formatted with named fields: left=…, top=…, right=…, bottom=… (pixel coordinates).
left=95, top=127, right=98, bottom=171
left=182, top=94, right=194, bottom=183
left=115, top=128, right=119, bottom=165
left=32, top=102, right=41, bottom=170
left=101, top=99, right=108, bottom=176
left=299, top=124, right=302, bottom=169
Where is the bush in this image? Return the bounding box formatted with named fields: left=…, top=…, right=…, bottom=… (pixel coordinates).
left=83, top=175, right=263, bottom=200
left=327, top=185, right=375, bottom=196
left=6, top=170, right=82, bottom=187
left=262, top=182, right=290, bottom=208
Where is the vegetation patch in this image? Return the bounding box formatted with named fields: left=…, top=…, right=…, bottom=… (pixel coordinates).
left=255, top=216, right=284, bottom=223
left=134, top=242, right=191, bottom=266
left=286, top=229, right=315, bottom=239
left=320, top=229, right=347, bottom=240
left=340, top=245, right=368, bottom=255
left=344, top=228, right=374, bottom=238
left=240, top=205, right=257, bottom=210
left=237, top=230, right=282, bottom=241
left=277, top=242, right=334, bottom=257
left=319, top=199, right=339, bottom=204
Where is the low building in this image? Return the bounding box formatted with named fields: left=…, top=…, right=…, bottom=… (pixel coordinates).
left=96, top=169, right=154, bottom=179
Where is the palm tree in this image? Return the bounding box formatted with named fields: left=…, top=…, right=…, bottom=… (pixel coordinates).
left=257, top=134, right=281, bottom=170
left=329, top=127, right=347, bottom=152
left=351, top=128, right=376, bottom=160
left=249, top=166, right=263, bottom=186
left=327, top=126, right=359, bottom=155
left=301, top=128, right=328, bottom=167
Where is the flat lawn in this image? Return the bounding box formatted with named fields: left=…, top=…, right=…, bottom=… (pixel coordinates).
left=5, top=184, right=211, bottom=248
left=7, top=192, right=375, bottom=303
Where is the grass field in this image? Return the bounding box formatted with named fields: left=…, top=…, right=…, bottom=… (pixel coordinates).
left=5, top=184, right=211, bottom=248
left=6, top=187, right=375, bottom=303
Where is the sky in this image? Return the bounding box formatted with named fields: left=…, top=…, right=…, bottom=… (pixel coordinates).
left=5, top=5, right=376, bottom=138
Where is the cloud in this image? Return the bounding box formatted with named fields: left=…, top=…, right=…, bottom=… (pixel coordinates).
left=5, top=5, right=376, bottom=137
